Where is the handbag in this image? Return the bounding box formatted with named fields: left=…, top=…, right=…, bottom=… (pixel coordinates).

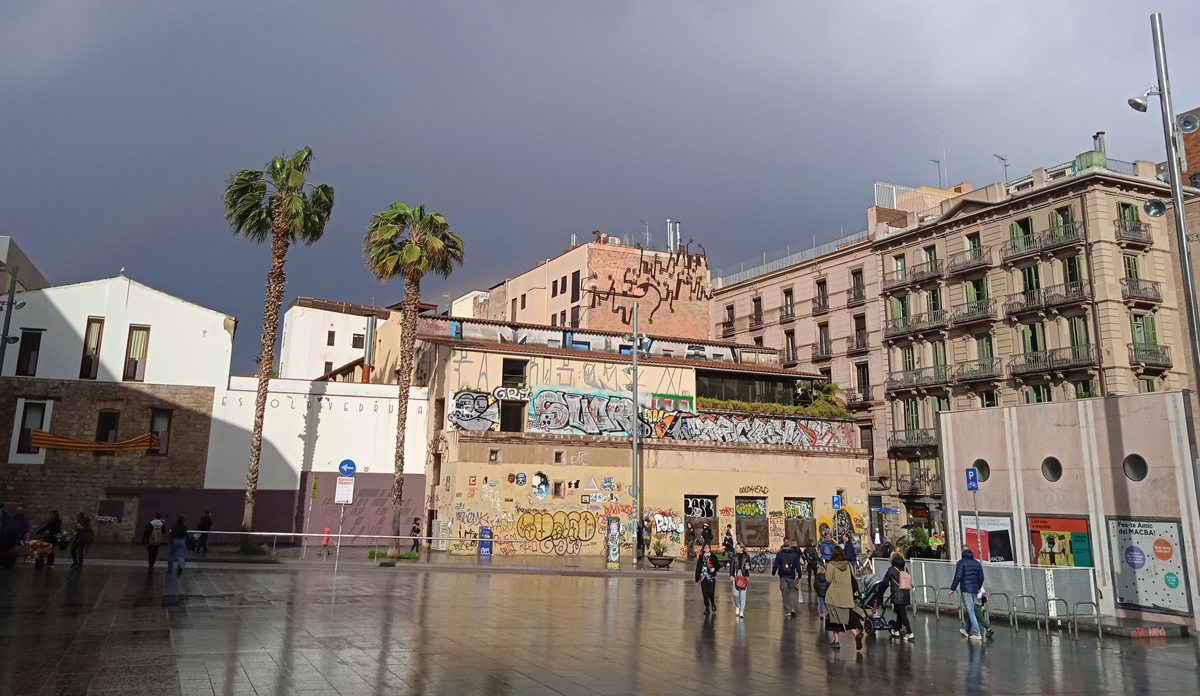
left=734, top=573, right=748, bottom=590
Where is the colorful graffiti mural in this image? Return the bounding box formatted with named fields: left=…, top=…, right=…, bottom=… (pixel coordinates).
left=818, top=506, right=865, bottom=541
left=448, top=389, right=499, bottom=431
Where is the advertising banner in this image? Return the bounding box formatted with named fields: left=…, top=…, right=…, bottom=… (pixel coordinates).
left=605, top=516, right=621, bottom=569
left=1028, top=516, right=1093, bottom=567
left=959, top=513, right=1015, bottom=563
left=1107, top=517, right=1192, bottom=616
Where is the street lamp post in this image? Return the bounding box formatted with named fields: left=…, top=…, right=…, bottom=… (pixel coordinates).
left=624, top=302, right=647, bottom=566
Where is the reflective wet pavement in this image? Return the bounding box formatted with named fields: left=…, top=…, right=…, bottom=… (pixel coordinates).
left=2, top=563, right=1199, bottom=695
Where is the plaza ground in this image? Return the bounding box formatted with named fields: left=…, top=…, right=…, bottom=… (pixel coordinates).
left=1, top=560, right=1198, bottom=695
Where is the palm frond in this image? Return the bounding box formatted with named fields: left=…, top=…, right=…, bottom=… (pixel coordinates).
left=222, top=170, right=273, bottom=243
left=363, top=201, right=464, bottom=284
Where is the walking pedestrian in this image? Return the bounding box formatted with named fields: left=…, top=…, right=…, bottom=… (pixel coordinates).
left=884, top=554, right=915, bottom=641
left=70, top=513, right=92, bottom=567
left=819, top=532, right=835, bottom=562
left=789, top=541, right=805, bottom=604
left=141, top=513, right=166, bottom=569
left=694, top=543, right=721, bottom=615
left=167, top=516, right=188, bottom=576
left=771, top=540, right=800, bottom=617
left=803, top=542, right=820, bottom=589
left=410, top=517, right=422, bottom=554
left=842, top=532, right=858, bottom=568
left=974, top=586, right=995, bottom=638
left=949, top=545, right=984, bottom=640
left=685, top=524, right=697, bottom=560
left=35, top=511, right=62, bottom=569
left=824, top=546, right=865, bottom=651
left=701, top=523, right=713, bottom=548
left=814, top=562, right=830, bottom=617
left=728, top=542, right=751, bottom=618
left=198, top=511, right=212, bottom=553
left=722, top=524, right=735, bottom=559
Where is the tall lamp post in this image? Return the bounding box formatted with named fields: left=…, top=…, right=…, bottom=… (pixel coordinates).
left=624, top=302, right=648, bottom=565
left=1128, top=13, right=1200, bottom=429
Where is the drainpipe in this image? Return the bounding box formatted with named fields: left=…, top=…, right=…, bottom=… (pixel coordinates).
left=362, top=314, right=377, bottom=383
left=1079, top=191, right=1108, bottom=397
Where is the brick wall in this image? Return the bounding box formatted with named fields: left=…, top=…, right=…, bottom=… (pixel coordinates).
left=584, top=244, right=713, bottom=339
left=0, top=378, right=215, bottom=540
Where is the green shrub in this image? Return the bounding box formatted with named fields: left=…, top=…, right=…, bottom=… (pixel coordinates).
left=240, top=542, right=270, bottom=556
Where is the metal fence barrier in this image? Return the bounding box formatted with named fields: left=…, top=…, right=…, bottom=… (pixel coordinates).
left=1071, top=601, right=1102, bottom=641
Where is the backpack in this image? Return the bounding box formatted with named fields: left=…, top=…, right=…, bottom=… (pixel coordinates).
left=779, top=550, right=796, bottom=577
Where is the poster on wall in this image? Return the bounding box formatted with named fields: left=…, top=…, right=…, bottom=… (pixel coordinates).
left=1107, top=517, right=1192, bottom=616
left=1028, top=515, right=1093, bottom=567
left=735, top=496, right=769, bottom=548
left=605, top=516, right=621, bottom=569
left=959, top=513, right=1016, bottom=564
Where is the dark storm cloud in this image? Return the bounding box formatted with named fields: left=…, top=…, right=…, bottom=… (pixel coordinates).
left=1, top=1, right=1195, bottom=373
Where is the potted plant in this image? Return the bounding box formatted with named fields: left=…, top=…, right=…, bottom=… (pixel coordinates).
left=647, top=534, right=674, bottom=569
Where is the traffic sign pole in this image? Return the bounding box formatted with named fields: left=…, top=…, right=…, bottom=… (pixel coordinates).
left=334, top=504, right=344, bottom=574
left=965, top=467, right=981, bottom=562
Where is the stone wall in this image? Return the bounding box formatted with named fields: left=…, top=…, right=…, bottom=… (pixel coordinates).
left=0, top=378, right=215, bottom=540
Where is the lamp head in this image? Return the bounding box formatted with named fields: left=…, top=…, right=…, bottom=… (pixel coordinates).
left=1128, top=96, right=1149, bottom=112
left=1144, top=199, right=1167, bottom=218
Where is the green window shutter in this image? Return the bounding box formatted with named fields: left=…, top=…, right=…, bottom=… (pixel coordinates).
left=1145, top=315, right=1157, bottom=345
left=1064, top=256, right=1082, bottom=284
left=890, top=297, right=901, bottom=320
left=1123, top=255, right=1139, bottom=279
left=966, top=280, right=977, bottom=303
left=933, top=341, right=946, bottom=366
left=1010, top=222, right=1022, bottom=242
left=1069, top=316, right=1088, bottom=347
left=927, top=289, right=941, bottom=312
left=977, top=335, right=993, bottom=360
left=1049, top=209, right=1062, bottom=229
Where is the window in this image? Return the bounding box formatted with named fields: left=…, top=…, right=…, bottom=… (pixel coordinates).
left=819, top=367, right=831, bottom=382
left=554, top=451, right=564, bottom=463
left=1068, top=316, right=1089, bottom=349
left=979, top=390, right=998, bottom=408
left=891, top=295, right=909, bottom=320
left=1138, top=378, right=1156, bottom=393
left=15, top=400, right=48, bottom=455
left=751, top=297, right=762, bottom=317
left=783, top=288, right=794, bottom=309
left=923, top=245, right=937, bottom=266
left=571, top=271, right=581, bottom=302
left=900, top=345, right=914, bottom=371
left=15, top=330, right=42, bottom=377
left=149, top=408, right=171, bottom=455
left=94, top=410, right=120, bottom=456
left=1123, top=454, right=1148, bottom=481
left=501, top=359, right=527, bottom=388
left=932, top=395, right=950, bottom=416
left=851, top=269, right=864, bottom=290
left=552, top=481, right=565, bottom=499
left=976, top=334, right=993, bottom=361
left=1010, top=218, right=1034, bottom=250
left=1021, top=322, right=1045, bottom=353
left=1118, top=202, right=1141, bottom=223
left=521, top=294, right=526, bottom=310
left=1041, top=456, right=1063, bottom=482
left=488, top=448, right=500, bottom=463
left=1074, top=380, right=1095, bottom=399
left=123, top=327, right=150, bottom=382
left=323, top=361, right=333, bottom=374
left=927, top=287, right=941, bottom=312
left=816, top=323, right=829, bottom=350
left=552, top=279, right=558, bottom=297
left=1021, top=264, right=1040, bottom=292
left=1063, top=256, right=1083, bottom=285
left=80, top=317, right=104, bottom=379
left=560, top=276, right=567, bottom=297
left=973, top=459, right=991, bottom=482
left=1050, top=205, right=1074, bottom=229
left=352, top=334, right=365, bottom=349
left=966, top=277, right=987, bottom=303
left=1027, top=384, right=1052, bottom=403
left=499, top=401, right=525, bottom=432
left=550, top=314, right=557, bottom=327
left=511, top=298, right=517, bottom=318
left=966, top=232, right=982, bottom=251
left=753, top=336, right=763, bottom=347
left=1123, top=254, right=1140, bottom=280
left=902, top=399, right=919, bottom=431
left=327, top=331, right=336, bottom=346
left=570, top=306, right=580, bottom=328
left=893, top=255, right=906, bottom=274
left=931, top=340, right=946, bottom=368
left=434, top=398, right=445, bottom=428
left=855, top=363, right=870, bottom=393
left=724, top=304, right=734, bottom=322
left=815, top=280, right=827, bottom=300
left=784, top=330, right=795, bottom=358
left=1131, top=313, right=1157, bottom=345
left=560, top=310, right=567, bottom=326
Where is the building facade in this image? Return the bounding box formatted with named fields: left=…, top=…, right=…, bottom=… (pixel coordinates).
left=279, top=297, right=389, bottom=379
left=872, top=149, right=1185, bottom=532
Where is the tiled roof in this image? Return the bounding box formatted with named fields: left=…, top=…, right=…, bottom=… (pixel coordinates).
left=419, top=337, right=821, bottom=378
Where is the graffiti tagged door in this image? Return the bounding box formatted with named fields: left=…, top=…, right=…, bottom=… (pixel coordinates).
left=783, top=497, right=816, bottom=546
left=683, top=495, right=717, bottom=547
left=735, top=497, right=769, bottom=548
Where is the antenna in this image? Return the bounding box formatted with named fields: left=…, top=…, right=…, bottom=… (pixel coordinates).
left=993, top=154, right=1010, bottom=183
left=929, top=159, right=943, bottom=188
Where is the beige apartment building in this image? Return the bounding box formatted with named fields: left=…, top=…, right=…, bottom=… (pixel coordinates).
left=711, top=233, right=901, bottom=532
left=471, top=229, right=713, bottom=340
left=872, top=145, right=1187, bottom=531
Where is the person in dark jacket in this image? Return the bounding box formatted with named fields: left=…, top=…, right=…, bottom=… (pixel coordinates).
left=771, top=542, right=800, bottom=616
left=728, top=542, right=751, bottom=618
left=36, top=511, right=62, bottom=568
left=167, top=516, right=189, bottom=576
left=803, top=543, right=820, bottom=589
left=722, top=525, right=735, bottom=559
left=685, top=524, right=697, bottom=560
left=949, top=546, right=984, bottom=639
left=814, top=563, right=830, bottom=617
left=70, top=513, right=92, bottom=567
left=884, top=555, right=914, bottom=640
left=4, top=507, right=30, bottom=551
left=142, top=513, right=166, bottom=569
left=701, top=523, right=714, bottom=547
left=842, top=532, right=858, bottom=567
left=694, top=543, right=722, bottom=615
left=197, top=511, right=213, bottom=553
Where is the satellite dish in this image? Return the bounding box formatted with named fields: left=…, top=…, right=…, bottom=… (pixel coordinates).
left=1179, top=113, right=1200, bottom=134
left=1144, top=199, right=1167, bottom=218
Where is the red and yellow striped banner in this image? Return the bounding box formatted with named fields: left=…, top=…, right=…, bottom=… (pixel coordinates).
left=30, top=429, right=159, bottom=452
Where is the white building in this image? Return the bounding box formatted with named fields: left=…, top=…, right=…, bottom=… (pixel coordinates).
left=279, top=297, right=388, bottom=379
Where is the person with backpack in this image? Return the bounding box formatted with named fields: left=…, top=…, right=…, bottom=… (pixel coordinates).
left=694, top=543, right=722, bottom=615
left=70, top=513, right=92, bottom=567
left=814, top=562, right=830, bottom=617
left=167, top=516, right=189, bottom=576
left=803, top=543, right=820, bottom=589
left=722, top=525, right=735, bottom=559
left=949, top=545, right=985, bottom=640
left=819, top=532, right=835, bottom=562
left=885, top=554, right=914, bottom=640
left=771, top=541, right=800, bottom=617
left=728, top=542, right=751, bottom=618
left=142, top=513, right=167, bottom=569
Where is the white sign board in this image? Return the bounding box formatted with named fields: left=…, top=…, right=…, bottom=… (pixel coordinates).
left=335, top=476, right=355, bottom=504
left=959, top=513, right=1016, bottom=563
left=1107, top=517, right=1192, bottom=616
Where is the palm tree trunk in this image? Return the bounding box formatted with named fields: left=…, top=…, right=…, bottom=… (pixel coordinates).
left=387, top=273, right=421, bottom=557
left=244, top=201, right=290, bottom=534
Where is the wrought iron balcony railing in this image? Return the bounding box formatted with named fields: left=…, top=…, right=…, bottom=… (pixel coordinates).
left=922, top=308, right=949, bottom=330
left=884, top=315, right=918, bottom=338
left=907, top=259, right=944, bottom=284
left=846, top=390, right=872, bottom=407
left=951, top=298, right=996, bottom=325
left=779, top=304, right=796, bottom=322
left=812, top=295, right=829, bottom=314
left=948, top=246, right=992, bottom=274
left=782, top=347, right=798, bottom=365
left=1044, top=280, right=1091, bottom=307
left=749, top=312, right=764, bottom=328
left=721, top=320, right=734, bottom=337
left=1040, top=221, right=1086, bottom=251
left=1001, top=234, right=1040, bottom=262
left=882, top=268, right=908, bottom=291
left=1114, top=219, right=1153, bottom=245
left=886, top=365, right=950, bottom=390
left=1009, top=344, right=1098, bottom=375
left=1120, top=277, right=1163, bottom=304
left=888, top=429, right=938, bottom=450
left=1004, top=288, right=1046, bottom=315
left=846, top=330, right=869, bottom=353
left=811, top=341, right=834, bottom=360
left=955, top=357, right=1003, bottom=382
left=1129, top=342, right=1172, bottom=368
left=847, top=285, right=867, bottom=305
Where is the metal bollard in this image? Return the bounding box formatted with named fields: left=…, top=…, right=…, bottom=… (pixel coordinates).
left=986, top=592, right=1014, bottom=629
left=1014, top=594, right=1037, bottom=632
left=1070, top=601, right=1102, bottom=640
left=1045, top=598, right=1070, bottom=636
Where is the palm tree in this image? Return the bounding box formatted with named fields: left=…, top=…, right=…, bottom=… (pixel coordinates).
left=364, top=203, right=464, bottom=557
left=223, top=147, right=334, bottom=534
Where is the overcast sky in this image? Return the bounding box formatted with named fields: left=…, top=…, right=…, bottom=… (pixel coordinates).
left=3, top=1, right=1196, bottom=374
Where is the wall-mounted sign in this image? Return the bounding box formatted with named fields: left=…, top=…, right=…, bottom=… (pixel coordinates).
left=1107, top=517, right=1192, bottom=616
left=1028, top=515, right=1092, bottom=567
left=959, top=513, right=1015, bottom=563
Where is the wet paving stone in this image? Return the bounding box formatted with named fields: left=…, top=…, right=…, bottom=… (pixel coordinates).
left=2, top=563, right=1199, bottom=694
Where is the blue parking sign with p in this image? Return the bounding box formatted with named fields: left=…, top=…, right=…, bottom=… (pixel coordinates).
left=966, top=467, right=979, bottom=491
left=832, top=495, right=841, bottom=510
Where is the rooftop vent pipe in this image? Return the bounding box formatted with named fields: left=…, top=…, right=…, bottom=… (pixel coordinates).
left=1094, top=131, right=1106, bottom=154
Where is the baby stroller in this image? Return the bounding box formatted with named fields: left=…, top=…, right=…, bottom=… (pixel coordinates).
left=858, top=573, right=892, bottom=635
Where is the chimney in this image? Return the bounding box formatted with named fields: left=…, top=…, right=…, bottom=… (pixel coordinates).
left=361, top=314, right=377, bottom=383
left=1094, top=131, right=1106, bottom=154
left=666, top=219, right=672, bottom=251
left=674, top=221, right=681, bottom=251
left=570, top=231, right=577, bottom=247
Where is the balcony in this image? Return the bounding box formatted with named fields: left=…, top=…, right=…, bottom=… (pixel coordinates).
left=1129, top=342, right=1172, bottom=368
left=882, top=268, right=908, bottom=291
left=846, top=390, right=873, bottom=408
left=886, top=369, right=921, bottom=391
left=1114, top=219, right=1153, bottom=246
left=847, top=285, right=867, bottom=306
left=888, top=429, right=938, bottom=451
left=898, top=473, right=943, bottom=496
left=886, top=365, right=951, bottom=391
left=749, top=312, right=764, bottom=329
left=884, top=315, right=918, bottom=338
left=1040, top=221, right=1086, bottom=252
left=721, top=320, right=734, bottom=337
left=922, top=308, right=950, bottom=331
left=812, top=295, right=829, bottom=315
left=1004, top=288, right=1046, bottom=316
left=951, top=298, right=996, bottom=325
left=955, top=357, right=1003, bottom=382
left=947, top=246, right=992, bottom=274
left=779, top=304, right=796, bottom=322
left=782, top=347, right=799, bottom=367
left=1009, top=344, right=1098, bottom=376
left=1121, top=277, right=1163, bottom=304
left=907, top=259, right=944, bottom=285
left=1001, top=234, right=1040, bottom=262
left=846, top=331, right=869, bottom=353
left=811, top=341, right=834, bottom=361
left=1044, top=280, right=1091, bottom=308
